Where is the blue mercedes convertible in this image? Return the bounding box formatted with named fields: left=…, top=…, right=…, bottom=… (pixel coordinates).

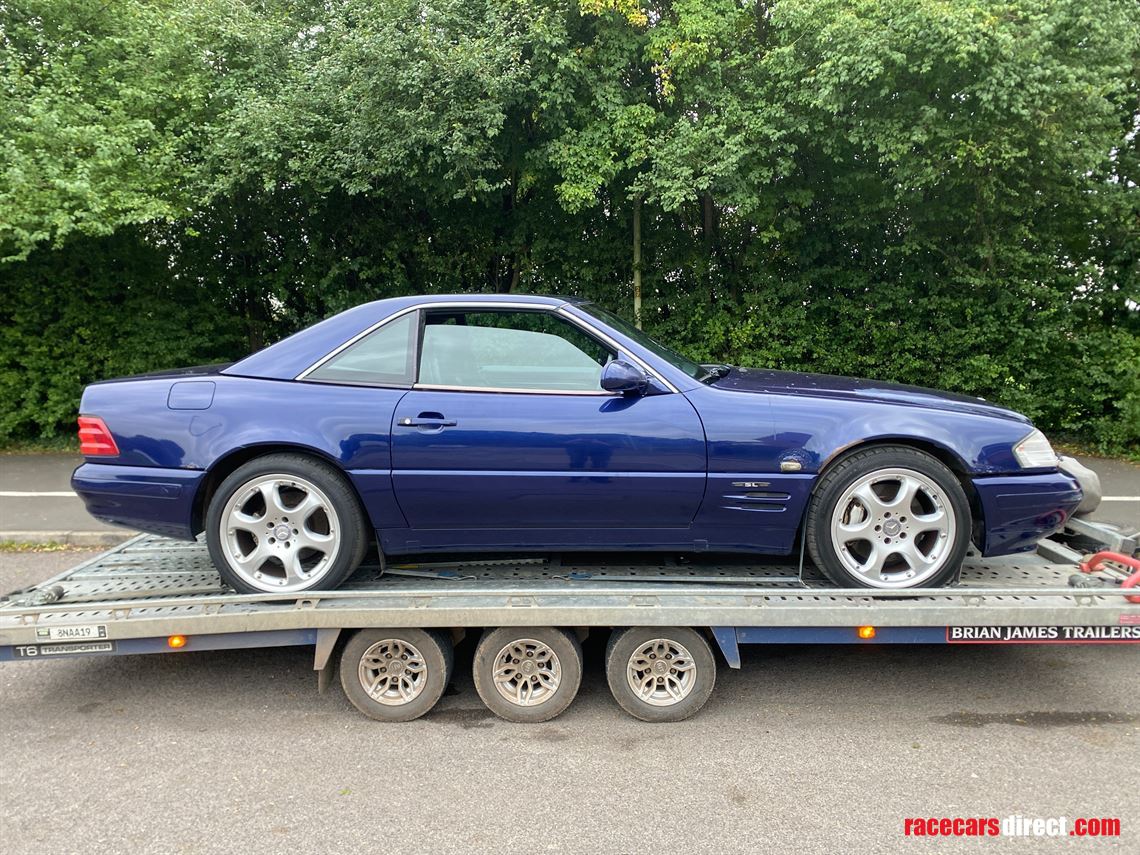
left=72, top=294, right=1081, bottom=593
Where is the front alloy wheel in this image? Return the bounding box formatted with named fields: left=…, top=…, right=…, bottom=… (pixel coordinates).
left=829, top=468, right=955, bottom=586
left=806, top=446, right=971, bottom=589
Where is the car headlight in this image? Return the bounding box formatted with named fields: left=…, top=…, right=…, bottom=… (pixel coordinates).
left=1013, top=429, right=1058, bottom=468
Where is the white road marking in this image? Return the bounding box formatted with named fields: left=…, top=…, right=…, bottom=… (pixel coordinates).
left=0, top=491, right=78, bottom=497
left=1100, top=497, right=1140, bottom=502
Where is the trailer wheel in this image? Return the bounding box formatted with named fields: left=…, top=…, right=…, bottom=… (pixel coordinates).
left=472, top=627, right=582, bottom=723
left=340, top=628, right=452, bottom=722
left=605, top=627, right=716, bottom=722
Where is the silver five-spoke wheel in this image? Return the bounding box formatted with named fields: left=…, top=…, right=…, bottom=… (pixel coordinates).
left=219, top=473, right=340, bottom=591
left=626, top=638, right=697, bottom=706
left=358, top=638, right=428, bottom=706
left=829, top=467, right=955, bottom=587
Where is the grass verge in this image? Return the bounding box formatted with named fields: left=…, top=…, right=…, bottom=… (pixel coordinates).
left=0, top=437, right=79, bottom=455
left=0, top=541, right=86, bottom=553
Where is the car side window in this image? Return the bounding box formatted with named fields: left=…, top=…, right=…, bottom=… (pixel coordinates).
left=418, top=310, right=614, bottom=392
left=306, top=311, right=417, bottom=385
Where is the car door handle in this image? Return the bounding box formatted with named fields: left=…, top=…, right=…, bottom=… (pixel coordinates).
left=398, top=415, right=457, bottom=428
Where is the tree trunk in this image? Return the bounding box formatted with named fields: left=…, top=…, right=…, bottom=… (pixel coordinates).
left=703, top=192, right=716, bottom=305
left=633, top=195, right=642, bottom=328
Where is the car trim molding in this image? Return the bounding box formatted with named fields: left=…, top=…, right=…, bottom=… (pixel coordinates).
left=413, top=383, right=616, bottom=397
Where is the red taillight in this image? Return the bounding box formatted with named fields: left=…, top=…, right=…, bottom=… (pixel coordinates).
left=78, top=416, right=120, bottom=456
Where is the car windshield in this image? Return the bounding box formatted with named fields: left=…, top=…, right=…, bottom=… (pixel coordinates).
left=579, top=304, right=711, bottom=382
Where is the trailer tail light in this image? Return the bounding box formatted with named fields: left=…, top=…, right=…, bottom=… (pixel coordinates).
left=857, top=626, right=876, bottom=640
left=78, top=416, right=120, bottom=456
left=167, top=635, right=188, bottom=649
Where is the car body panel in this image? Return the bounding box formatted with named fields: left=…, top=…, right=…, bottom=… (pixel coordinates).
left=711, top=367, right=1028, bottom=424
left=972, top=472, right=1083, bottom=555
left=390, top=389, right=707, bottom=530
left=72, top=294, right=1081, bottom=559
left=72, top=462, right=203, bottom=539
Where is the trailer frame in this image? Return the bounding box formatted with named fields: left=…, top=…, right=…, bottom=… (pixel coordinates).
left=2, top=534, right=1137, bottom=720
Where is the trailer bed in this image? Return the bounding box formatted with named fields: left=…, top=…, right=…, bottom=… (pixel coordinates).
left=3, top=534, right=1136, bottom=721
left=2, top=534, right=1137, bottom=649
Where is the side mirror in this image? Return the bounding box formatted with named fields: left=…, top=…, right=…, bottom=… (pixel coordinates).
left=601, top=360, right=649, bottom=395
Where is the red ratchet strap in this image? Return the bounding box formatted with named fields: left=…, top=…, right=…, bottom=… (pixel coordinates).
left=1079, top=551, right=1140, bottom=604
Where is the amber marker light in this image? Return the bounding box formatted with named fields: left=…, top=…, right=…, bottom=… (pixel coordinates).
left=168, top=635, right=188, bottom=649
left=856, top=626, right=876, bottom=640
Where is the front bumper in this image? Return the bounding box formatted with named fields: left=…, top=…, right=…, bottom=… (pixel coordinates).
left=972, top=471, right=1082, bottom=556
left=72, top=463, right=204, bottom=540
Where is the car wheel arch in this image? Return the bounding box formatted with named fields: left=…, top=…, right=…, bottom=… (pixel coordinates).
left=819, top=437, right=971, bottom=477
left=191, top=443, right=367, bottom=538
left=810, top=438, right=984, bottom=549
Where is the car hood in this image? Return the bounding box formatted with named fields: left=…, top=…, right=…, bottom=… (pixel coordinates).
left=710, top=368, right=1029, bottom=423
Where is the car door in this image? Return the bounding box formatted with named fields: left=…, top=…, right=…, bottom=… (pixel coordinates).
left=389, top=307, right=706, bottom=543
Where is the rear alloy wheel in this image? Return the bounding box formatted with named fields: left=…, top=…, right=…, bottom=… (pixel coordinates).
left=206, top=453, right=368, bottom=594
left=806, top=446, right=971, bottom=589
left=472, top=628, right=582, bottom=723
left=340, top=629, right=453, bottom=722
left=605, top=627, right=716, bottom=722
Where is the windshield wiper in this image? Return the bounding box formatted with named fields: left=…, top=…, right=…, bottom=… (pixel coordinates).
left=699, top=363, right=732, bottom=383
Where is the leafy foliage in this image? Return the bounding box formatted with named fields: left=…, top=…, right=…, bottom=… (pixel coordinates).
left=1, top=0, right=1137, bottom=454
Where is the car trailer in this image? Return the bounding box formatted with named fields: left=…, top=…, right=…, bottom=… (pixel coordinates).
left=2, top=532, right=1138, bottom=723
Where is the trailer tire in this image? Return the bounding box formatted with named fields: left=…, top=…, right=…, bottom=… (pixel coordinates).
left=472, top=627, right=582, bottom=723
left=605, top=627, right=716, bottom=722
left=340, top=628, right=452, bottom=722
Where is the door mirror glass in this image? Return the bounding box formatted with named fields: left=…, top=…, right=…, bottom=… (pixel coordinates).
left=600, top=360, right=649, bottom=395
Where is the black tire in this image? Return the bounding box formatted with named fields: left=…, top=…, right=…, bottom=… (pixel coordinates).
left=205, top=452, right=368, bottom=594
left=805, top=445, right=971, bottom=589
left=472, top=627, right=582, bottom=723
left=605, top=627, right=716, bottom=723
left=340, top=628, right=453, bottom=722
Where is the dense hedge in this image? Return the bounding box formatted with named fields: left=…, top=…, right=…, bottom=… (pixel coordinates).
left=1, top=1, right=1137, bottom=453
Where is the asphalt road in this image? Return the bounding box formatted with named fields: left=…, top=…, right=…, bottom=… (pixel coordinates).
left=1, top=551, right=1138, bottom=854
left=0, top=455, right=121, bottom=534
left=1, top=453, right=1137, bottom=536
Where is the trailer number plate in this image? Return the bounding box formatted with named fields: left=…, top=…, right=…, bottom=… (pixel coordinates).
left=35, top=625, right=108, bottom=642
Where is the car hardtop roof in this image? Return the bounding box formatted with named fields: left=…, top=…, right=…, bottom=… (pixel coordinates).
left=224, top=293, right=592, bottom=381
